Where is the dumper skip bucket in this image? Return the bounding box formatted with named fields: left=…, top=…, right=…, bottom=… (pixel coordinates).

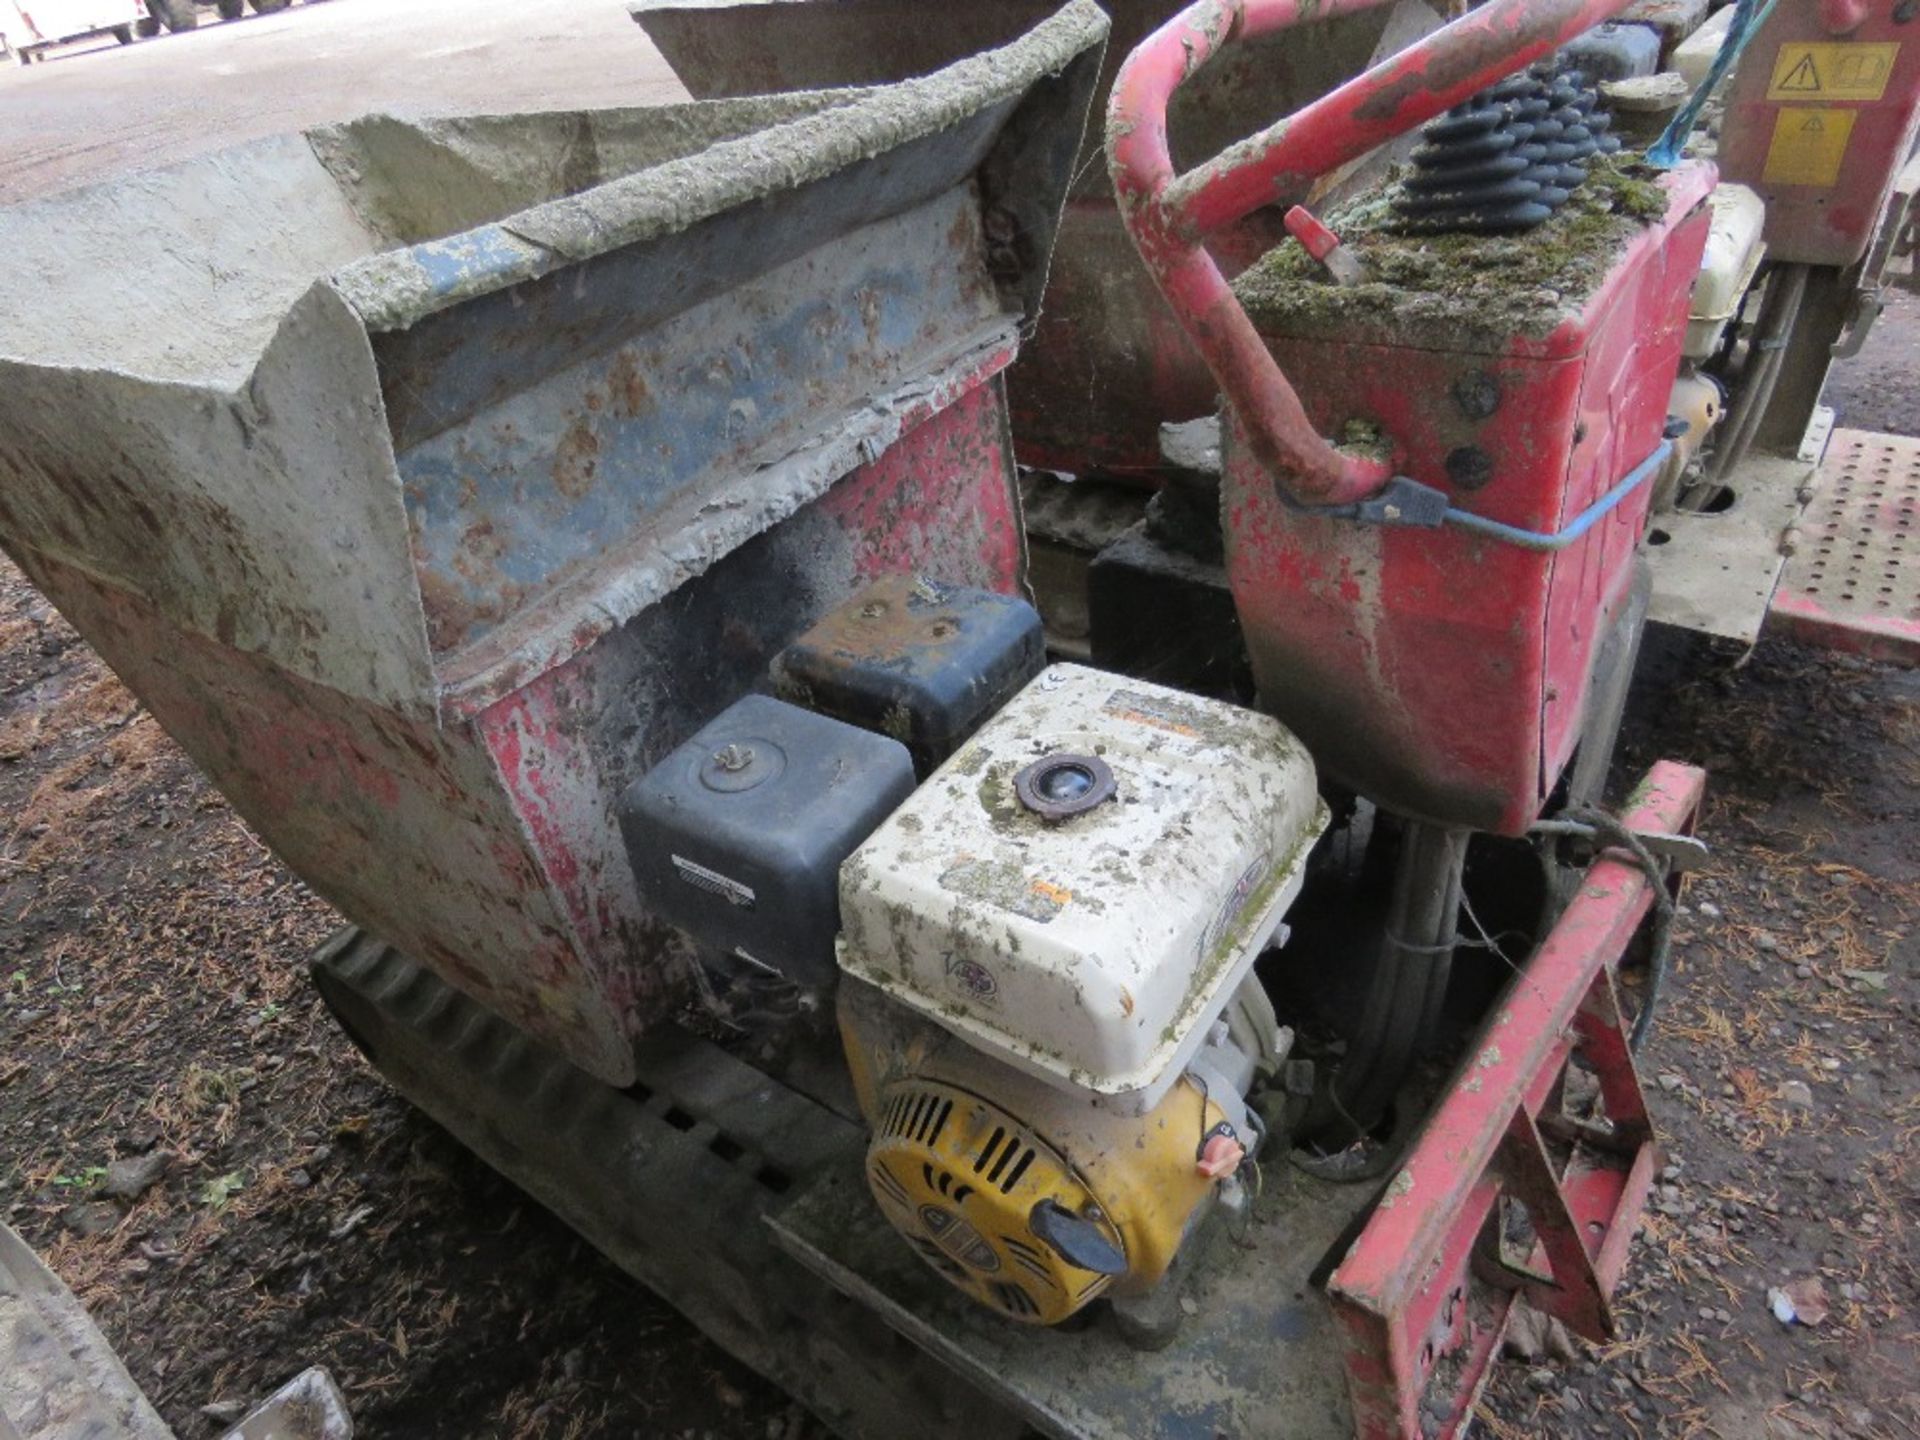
left=0, top=1, right=1108, bottom=1083
left=633, top=0, right=1442, bottom=480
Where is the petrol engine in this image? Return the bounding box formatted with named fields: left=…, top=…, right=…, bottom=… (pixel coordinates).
left=621, top=577, right=1325, bottom=1327
left=837, top=663, right=1323, bottom=1324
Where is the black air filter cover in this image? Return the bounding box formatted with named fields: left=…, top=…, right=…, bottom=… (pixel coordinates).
left=621, top=694, right=914, bottom=986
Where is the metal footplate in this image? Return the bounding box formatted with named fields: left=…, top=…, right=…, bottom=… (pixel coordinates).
left=769, top=1135, right=1360, bottom=1438
left=1771, top=428, right=1920, bottom=664
left=314, top=762, right=1703, bottom=1440
left=1644, top=410, right=1833, bottom=647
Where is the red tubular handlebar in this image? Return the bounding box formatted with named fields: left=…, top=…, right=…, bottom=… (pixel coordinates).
left=1108, top=0, right=1645, bottom=506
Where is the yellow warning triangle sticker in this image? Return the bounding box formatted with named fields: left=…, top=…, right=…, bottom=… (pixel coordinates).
left=1779, top=54, right=1822, bottom=91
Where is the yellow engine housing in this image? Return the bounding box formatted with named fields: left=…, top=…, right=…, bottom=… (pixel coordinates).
left=845, top=989, right=1233, bottom=1325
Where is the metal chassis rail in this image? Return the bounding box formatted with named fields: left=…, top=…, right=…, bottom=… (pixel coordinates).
left=1329, top=759, right=1703, bottom=1437
left=314, top=759, right=1702, bottom=1440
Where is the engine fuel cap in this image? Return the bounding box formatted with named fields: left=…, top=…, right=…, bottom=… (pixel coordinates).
left=698, top=739, right=785, bottom=793
left=1013, top=752, right=1115, bottom=821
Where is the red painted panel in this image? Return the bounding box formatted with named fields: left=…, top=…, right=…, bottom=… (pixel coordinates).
left=1224, top=177, right=1712, bottom=834
left=1720, top=0, right=1920, bottom=267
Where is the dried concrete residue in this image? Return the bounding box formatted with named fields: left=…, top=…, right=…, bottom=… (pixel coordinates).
left=1234, top=155, right=1675, bottom=348
left=306, top=97, right=866, bottom=251
left=328, top=0, right=1111, bottom=334
left=0, top=133, right=383, bottom=385
left=1375, top=1167, right=1416, bottom=1211
left=0, top=1221, right=173, bottom=1439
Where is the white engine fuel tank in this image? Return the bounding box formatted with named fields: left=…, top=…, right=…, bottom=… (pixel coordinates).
left=837, top=664, right=1325, bottom=1114
left=1686, top=182, right=1767, bottom=361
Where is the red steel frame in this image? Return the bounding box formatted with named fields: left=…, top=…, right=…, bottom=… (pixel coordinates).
left=1328, top=761, right=1704, bottom=1439
left=1106, top=0, right=1647, bottom=506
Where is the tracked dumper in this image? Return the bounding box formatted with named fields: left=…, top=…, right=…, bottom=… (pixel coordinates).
left=2, top=0, right=1913, bottom=1434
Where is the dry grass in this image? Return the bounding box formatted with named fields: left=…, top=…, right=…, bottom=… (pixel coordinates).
left=3, top=669, right=166, bottom=868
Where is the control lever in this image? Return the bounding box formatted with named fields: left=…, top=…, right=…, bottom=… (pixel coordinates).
left=1029, top=1199, right=1127, bottom=1276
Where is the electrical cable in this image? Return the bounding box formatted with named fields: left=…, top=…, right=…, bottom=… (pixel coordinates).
left=1560, top=805, right=1676, bottom=1050
left=1646, top=0, right=1780, bottom=168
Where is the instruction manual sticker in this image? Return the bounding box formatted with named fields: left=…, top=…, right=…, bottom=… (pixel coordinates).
left=1762, top=108, right=1857, bottom=188
left=1766, top=42, right=1899, bottom=102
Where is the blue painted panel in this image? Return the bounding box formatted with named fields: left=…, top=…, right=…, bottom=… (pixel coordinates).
left=393, top=185, right=999, bottom=654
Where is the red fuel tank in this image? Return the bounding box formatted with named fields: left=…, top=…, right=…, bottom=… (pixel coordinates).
left=1221, top=164, right=1715, bottom=835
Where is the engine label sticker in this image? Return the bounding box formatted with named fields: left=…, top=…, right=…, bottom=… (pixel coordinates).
left=1103, top=688, right=1204, bottom=739
left=1200, top=852, right=1271, bottom=960
left=1761, top=108, right=1857, bottom=188
left=1766, top=42, right=1899, bottom=102
left=939, top=855, right=1069, bottom=923
left=670, top=853, right=756, bottom=908
left=944, top=953, right=1000, bottom=1004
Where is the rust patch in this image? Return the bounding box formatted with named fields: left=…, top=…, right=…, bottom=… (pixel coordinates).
left=415, top=564, right=483, bottom=654
left=946, top=201, right=976, bottom=256
left=608, top=349, right=651, bottom=420
left=452, top=516, right=509, bottom=587
left=410, top=512, right=502, bottom=653
left=771, top=572, right=978, bottom=669
left=553, top=418, right=600, bottom=501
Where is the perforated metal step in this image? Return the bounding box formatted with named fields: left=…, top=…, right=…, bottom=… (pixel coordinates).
left=1773, top=428, right=1920, bottom=664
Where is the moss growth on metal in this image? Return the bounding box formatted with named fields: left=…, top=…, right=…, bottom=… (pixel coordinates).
left=1336, top=417, right=1390, bottom=464
left=880, top=701, right=915, bottom=745
left=1233, top=156, right=1677, bottom=347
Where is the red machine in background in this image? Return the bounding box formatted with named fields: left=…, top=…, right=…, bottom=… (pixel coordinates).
left=1711, top=0, right=1920, bottom=661
left=1721, top=0, right=1920, bottom=266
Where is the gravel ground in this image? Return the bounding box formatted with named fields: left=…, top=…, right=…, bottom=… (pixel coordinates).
left=0, top=6, right=1915, bottom=1437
